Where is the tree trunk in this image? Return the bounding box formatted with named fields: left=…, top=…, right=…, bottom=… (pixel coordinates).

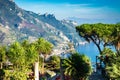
left=90, top=36, right=102, bottom=54
left=80, top=78, right=84, bottom=80
left=95, top=43, right=102, bottom=54
left=114, top=42, right=120, bottom=56
left=0, top=62, right=2, bottom=69
left=34, top=62, right=39, bottom=80
left=116, top=42, right=120, bottom=55
left=92, top=40, right=102, bottom=70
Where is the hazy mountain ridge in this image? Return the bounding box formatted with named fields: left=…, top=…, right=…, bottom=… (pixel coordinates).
left=0, top=0, right=81, bottom=46
left=67, top=17, right=120, bottom=25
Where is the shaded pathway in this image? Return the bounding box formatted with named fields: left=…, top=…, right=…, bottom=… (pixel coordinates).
left=89, top=71, right=105, bottom=80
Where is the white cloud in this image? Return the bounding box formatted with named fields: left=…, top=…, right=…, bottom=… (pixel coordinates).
left=64, top=3, right=92, bottom=7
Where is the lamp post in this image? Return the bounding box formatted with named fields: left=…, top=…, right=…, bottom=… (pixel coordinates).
left=96, top=56, right=98, bottom=72
left=60, top=42, right=68, bottom=80
left=60, top=52, right=65, bottom=80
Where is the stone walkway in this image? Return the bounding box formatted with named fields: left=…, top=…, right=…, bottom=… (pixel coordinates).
left=89, top=71, right=105, bottom=80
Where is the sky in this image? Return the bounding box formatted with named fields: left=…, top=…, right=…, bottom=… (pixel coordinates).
left=14, top=0, right=120, bottom=21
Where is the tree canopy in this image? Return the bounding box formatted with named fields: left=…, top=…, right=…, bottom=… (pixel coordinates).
left=0, top=38, right=53, bottom=80
left=7, top=42, right=26, bottom=68
left=76, top=23, right=120, bottom=55
left=76, top=23, right=120, bottom=80
left=34, top=38, right=53, bottom=56
left=63, top=52, right=92, bottom=80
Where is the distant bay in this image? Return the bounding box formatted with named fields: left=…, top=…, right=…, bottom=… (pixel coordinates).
left=76, top=42, right=99, bottom=63
left=75, top=42, right=115, bottom=63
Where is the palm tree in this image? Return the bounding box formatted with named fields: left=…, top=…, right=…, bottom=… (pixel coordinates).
left=7, top=42, right=28, bottom=80
left=21, top=40, right=38, bottom=68
left=63, top=52, right=92, bottom=80
left=7, top=42, right=26, bottom=69
left=46, top=55, right=60, bottom=71
left=34, top=38, right=53, bottom=74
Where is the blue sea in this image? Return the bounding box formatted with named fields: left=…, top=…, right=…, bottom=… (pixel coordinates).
left=75, top=42, right=115, bottom=63
left=76, top=42, right=99, bottom=63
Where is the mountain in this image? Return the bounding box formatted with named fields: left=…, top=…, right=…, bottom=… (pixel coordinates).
left=67, top=17, right=120, bottom=25
left=0, top=0, right=81, bottom=48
